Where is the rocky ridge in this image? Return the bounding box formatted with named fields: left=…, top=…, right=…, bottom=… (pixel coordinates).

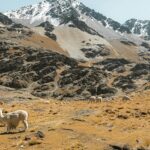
left=5, top=0, right=150, bottom=40
left=124, top=19, right=150, bottom=40
left=4, top=0, right=129, bottom=35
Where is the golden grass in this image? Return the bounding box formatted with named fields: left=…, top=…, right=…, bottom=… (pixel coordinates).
left=0, top=90, right=149, bottom=150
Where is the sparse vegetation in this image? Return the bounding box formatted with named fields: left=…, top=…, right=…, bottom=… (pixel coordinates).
left=0, top=90, right=149, bottom=149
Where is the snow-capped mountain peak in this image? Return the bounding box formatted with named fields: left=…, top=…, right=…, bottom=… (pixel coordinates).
left=6, top=0, right=150, bottom=42
left=5, top=0, right=81, bottom=26
left=5, top=0, right=130, bottom=34
left=4, top=0, right=150, bottom=41
left=124, top=19, right=150, bottom=40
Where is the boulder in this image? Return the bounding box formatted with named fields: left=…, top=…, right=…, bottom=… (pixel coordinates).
left=45, top=32, right=57, bottom=41
left=122, top=95, right=131, bottom=101
left=34, top=131, right=45, bottom=139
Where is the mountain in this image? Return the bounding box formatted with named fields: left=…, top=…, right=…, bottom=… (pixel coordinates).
left=5, top=0, right=130, bottom=33
left=4, top=0, right=150, bottom=62
left=1, top=0, right=150, bottom=100
left=124, top=19, right=150, bottom=40
left=5, top=0, right=150, bottom=43
left=0, top=12, right=149, bottom=101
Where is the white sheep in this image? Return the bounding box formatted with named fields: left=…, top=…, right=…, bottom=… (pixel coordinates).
left=96, top=96, right=103, bottom=102
left=0, top=108, right=28, bottom=133
left=88, top=96, right=96, bottom=103
left=89, top=96, right=103, bottom=103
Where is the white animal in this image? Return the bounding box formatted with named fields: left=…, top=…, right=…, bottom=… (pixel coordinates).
left=0, top=108, right=28, bottom=133
left=89, top=96, right=103, bottom=103
left=96, top=96, right=103, bottom=102
left=89, top=96, right=96, bottom=103
left=90, top=96, right=97, bottom=100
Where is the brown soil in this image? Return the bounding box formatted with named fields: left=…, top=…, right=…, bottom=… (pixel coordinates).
left=110, top=40, right=140, bottom=62
left=20, top=33, right=69, bottom=56
left=0, top=90, right=149, bottom=150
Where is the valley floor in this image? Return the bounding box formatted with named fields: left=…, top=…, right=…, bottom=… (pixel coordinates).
left=0, top=91, right=150, bottom=150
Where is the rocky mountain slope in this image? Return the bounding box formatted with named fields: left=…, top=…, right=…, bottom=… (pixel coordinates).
left=1, top=0, right=150, bottom=100
left=4, top=0, right=150, bottom=62
left=0, top=12, right=149, bottom=101
left=5, top=0, right=150, bottom=41
left=5, top=0, right=129, bottom=34
left=124, top=19, right=150, bottom=40
left=0, top=13, right=13, bottom=25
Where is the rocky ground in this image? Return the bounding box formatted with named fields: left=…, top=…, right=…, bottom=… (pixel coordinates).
left=0, top=13, right=150, bottom=101
left=0, top=40, right=149, bottom=100
left=0, top=90, right=149, bottom=150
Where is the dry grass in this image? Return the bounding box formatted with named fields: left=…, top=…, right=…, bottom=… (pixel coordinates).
left=0, top=90, right=149, bottom=150
left=20, top=33, right=68, bottom=56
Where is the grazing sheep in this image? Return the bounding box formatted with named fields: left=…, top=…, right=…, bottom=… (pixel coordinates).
left=95, top=96, right=103, bottom=102
left=90, top=96, right=97, bottom=100
left=88, top=96, right=96, bottom=103
left=0, top=108, right=28, bottom=133
left=89, top=96, right=103, bottom=103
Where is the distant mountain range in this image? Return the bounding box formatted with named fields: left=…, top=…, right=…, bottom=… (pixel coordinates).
left=4, top=0, right=150, bottom=40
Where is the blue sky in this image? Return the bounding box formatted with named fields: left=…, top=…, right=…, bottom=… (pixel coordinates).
left=0, top=0, right=150, bottom=23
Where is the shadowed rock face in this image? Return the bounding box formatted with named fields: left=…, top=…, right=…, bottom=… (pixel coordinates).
left=0, top=13, right=13, bottom=25
left=129, top=64, right=150, bottom=80
left=96, top=58, right=130, bottom=72
left=11, top=23, right=27, bottom=29
left=38, top=21, right=54, bottom=32
left=45, top=32, right=57, bottom=41
left=0, top=44, right=77, bottom=89
left=113, top=76, right=137, bottom=91
left=61, top=14, right=103, bottom=37
left=141, top=42, right=150, bottom=50
left=120, top=40, right=136, bottom=46
left=38, top=21, right=57, bottom=40
left=81, top=45, right=110, bottom=58
left=124, top=19, right=150, bottom=40
left=57, top=67, right=117, bottom=98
